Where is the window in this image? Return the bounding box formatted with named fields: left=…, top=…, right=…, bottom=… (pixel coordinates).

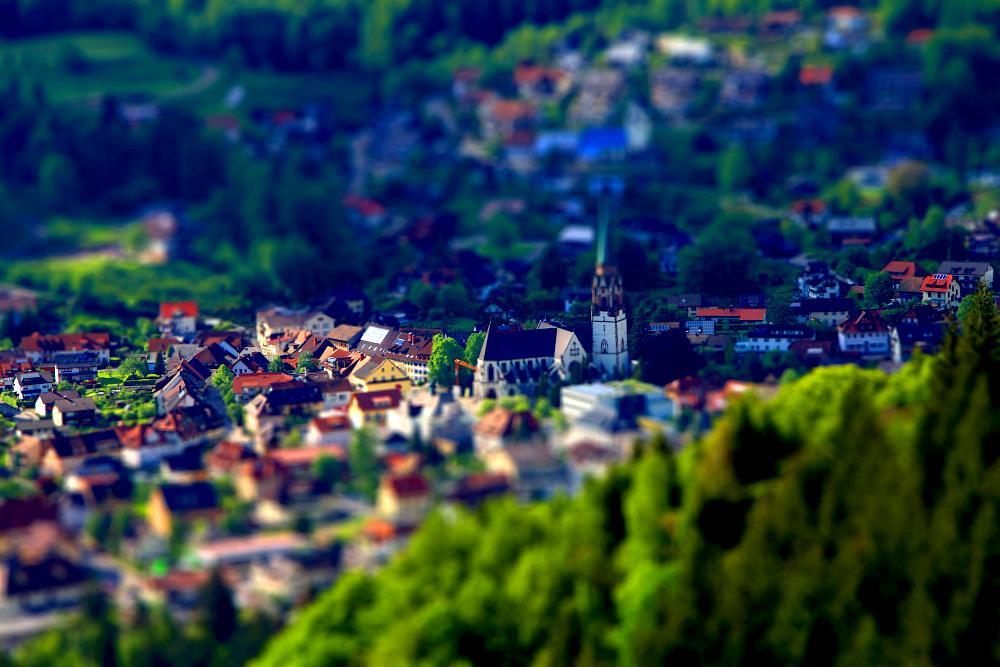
left=601, top=339, right=609, bottom=354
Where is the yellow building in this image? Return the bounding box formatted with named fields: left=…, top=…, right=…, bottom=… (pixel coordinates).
left=348, top=355, right=412, bottom=394
left=376, top=472, right=431, bottom=527
left=348, top=388, right=403, bottom=429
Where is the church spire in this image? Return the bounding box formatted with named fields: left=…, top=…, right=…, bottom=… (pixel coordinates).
left=595, top=197, right=609, bottom=268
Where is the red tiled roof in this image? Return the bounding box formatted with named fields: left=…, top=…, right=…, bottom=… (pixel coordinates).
left=384, top=472, right=430, bottom=499
left=343, top=195, right=386, bottom=217
left=489, top=100, right=536, bottom=122
left=453, top=67, right=481, bottom=83
left=364, top=518, right=398, bottom=541
left=920, top=274, right=954, bottom=293
left=828, top=5, right=862, bottom=18
left=906, top=28, right=933, bottom=45
left=145, top=570, right=210, bottom=593
left=232, top=373, right=293, bottom=395
left=268, top=446, right=346, bottom=466
left=800, top=65, right=833, bottom=86
left=839, top=310, right=888, bottom=334
left=790, top=199, right=826, bottom=215
left=351, top=388, right=402, bottom=412
left=881, top=261, right=921, bottom=281
left=695, top=307, right=767, bottom=322
left=19, top=332, right=110, bottom=353
left=148, top=337, right=182, bottom=354
left=310, top=414, right=350, bottom=433
left=0, top=497, right=57, bottom=532
left=514, top=65, right=568, bottom=86
left=762, top=10, right=801, bottom=26
left=159, top=301, right=198, bottom=320
left=474, top=407, right=541, bottom=438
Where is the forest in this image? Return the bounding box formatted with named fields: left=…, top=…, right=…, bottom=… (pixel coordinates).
left=2, top=0, right=998, bottom=70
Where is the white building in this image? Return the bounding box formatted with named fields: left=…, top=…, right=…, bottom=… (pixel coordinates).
left=474, top=324, right=586, bottom=399
left=560, top=381, right=672, bottom=423
left=734, top=326, right=814, bottom=353
left=920, top=273, right=962, bottom=308
left=837, top=310, right=890, bottom=357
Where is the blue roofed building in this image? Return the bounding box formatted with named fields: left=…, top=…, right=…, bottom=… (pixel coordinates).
left=577, top=127, right=628, bottom=162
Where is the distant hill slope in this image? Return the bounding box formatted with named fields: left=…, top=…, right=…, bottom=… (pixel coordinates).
left=254, top=286, right=1000, bottom=667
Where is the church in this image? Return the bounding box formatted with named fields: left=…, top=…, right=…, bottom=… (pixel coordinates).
left=591, top=214, right=630, bottom=377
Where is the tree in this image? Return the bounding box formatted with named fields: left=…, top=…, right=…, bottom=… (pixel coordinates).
left=864, top=271, right=895, bottom=308
left=464, top=332, right=486, bottom=364
left=427, top=334, right=464, bottom=388
left=210, top=364, right=235, bottom=394
left=153, top=351, right=166, bottom=376
left=409, top=281, right=436, bottom=313
left=717, top=143, right=750, bottom=193
left=313, top=454, right=342, bottom=490
left=677, top=224, right=759, bottom=295
left=437, top=282, right=469, bottom=317
left=635, top=329, right=702, bottom=385
left=199, top=568, right=237, bottom=644
left=268, top=356, right=286, bottom=373
left=295, top=352, right=317, bottom=373
left=38, top=153, right=77, bottom=205
left=348, top=427, right=379, bottom=500
left=117, top=355, right=147, bottom=380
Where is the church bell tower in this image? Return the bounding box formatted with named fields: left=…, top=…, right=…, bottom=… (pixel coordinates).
left=591, top=206, right=629, bottom=377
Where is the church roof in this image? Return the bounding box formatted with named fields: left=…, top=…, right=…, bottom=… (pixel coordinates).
left=480, top=328, right=559, bottom=362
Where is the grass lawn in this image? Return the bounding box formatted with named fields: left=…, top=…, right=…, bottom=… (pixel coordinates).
left=2, top=31, right=377, bottom=128
left=0, top=254, right=253, bottom=320
left=0, top=31, right=206, bottom=104
left=42, top=217, right=135, bottom=250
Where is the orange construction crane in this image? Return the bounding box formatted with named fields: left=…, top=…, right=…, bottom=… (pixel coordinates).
left=454, top=358, right=476, bottom=386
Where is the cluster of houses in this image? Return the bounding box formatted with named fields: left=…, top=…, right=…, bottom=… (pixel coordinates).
left=0, top=246, right=718, bottom=633
left=650, top=259, right=993, bottom=368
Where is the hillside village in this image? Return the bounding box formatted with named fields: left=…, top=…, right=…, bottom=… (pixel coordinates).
left=0, top=226, right=994, bottom=643
left=0, top=1, right=998, bottom=651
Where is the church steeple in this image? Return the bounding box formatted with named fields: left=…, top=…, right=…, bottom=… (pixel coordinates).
left=590, top=203, right=629, bottom=377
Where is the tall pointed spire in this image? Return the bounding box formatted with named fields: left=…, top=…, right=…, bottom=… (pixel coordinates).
left=595, top=197, right=609, bottom=267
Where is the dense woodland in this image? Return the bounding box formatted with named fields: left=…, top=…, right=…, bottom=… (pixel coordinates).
left=3, top=0, right=999, bottom=67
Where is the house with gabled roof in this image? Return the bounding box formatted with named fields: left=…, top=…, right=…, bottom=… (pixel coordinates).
left=158, top=301, right=199, bottom=336
left=348, top=388, right=403, bottom=429
left=514, top=64, right=572, bottom=100
left=890, top=312, right=946, bottom=363
left=934, top=261, right=993, bottom=294
left=39, top=429, right=122, bottom=477
left=50, top=395, right=97, bottom=428
left=116, top=421, right=185, bottom=469
left=377, top=472, right=431, bottom=527
left=348, top=355, right=411, bottom=394
left=231, top=372, right=293, bottom=403
left=255, top=307, right=335, bottom=354
left=147, top=481, right=221, bottom=537
left=18, top=333, right=111, bottom=364
left=473, top=407, right=544, bottom=453
left=920, top=273, right=961, bottom=308
left=13, top=371, right=53, bottom=401
left=837, top=310, right=890, bottom=357
left=153, top=362, right=212, bottom=416
left=881, top=260, right=927, bottom=283
left=327, top=324, right=364, bottom=350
